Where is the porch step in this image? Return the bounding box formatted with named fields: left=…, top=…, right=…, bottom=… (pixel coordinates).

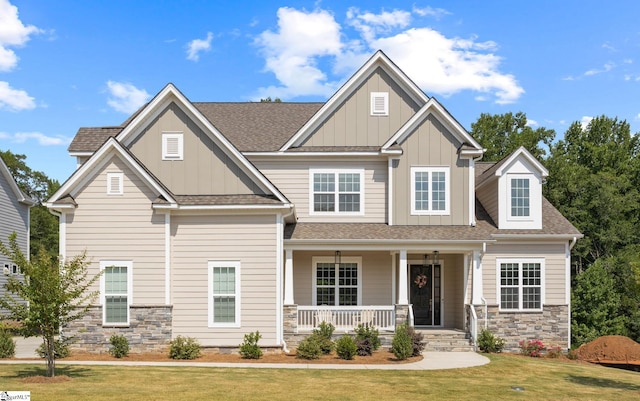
left=415, top=329, right=475, bottom=352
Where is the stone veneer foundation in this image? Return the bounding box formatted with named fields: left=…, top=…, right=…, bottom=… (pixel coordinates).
left=473, top=304, right=569, bottom=351
left=64, top=305, right=172, bottom=353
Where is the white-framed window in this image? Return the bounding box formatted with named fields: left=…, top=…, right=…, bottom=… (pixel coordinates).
left=208, top=261, right=241, bottom=327
left=312, top=257, right=362, bottom=306
left=370, top=92, right=389, bottom=116
left=509, top=176, right=530, bottom=218
left=100, top=260, right=132, bottom=325
left=11, top=264, right=20, bottom=275
left=106, top=172, right=123, bottom=195
left=309, top=169, right=364, bottom=215
left=497, top=258, right=544, bottom=311
left=410, top=167, right=450, bottom=215
left=162, top=132, right=184, bottom=160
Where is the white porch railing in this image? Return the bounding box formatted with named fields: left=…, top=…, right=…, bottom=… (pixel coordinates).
left=297, top=306, right=395, bottom=332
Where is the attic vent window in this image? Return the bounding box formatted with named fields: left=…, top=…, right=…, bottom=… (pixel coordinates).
left=370, top=92, right=389, bottom=116
left=162, top=132, right=184, bottom=160
left=106, top=172, right=123, bottom=195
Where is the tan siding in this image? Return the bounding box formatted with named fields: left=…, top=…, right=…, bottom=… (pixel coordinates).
left=252, top=158, right=387, bottom=223
left=128, top=102, right=264, bottom=195
left=171, top=214, right=278, bottom=346
left=444, top=254, right=465, bottom=329
left=302, top=68, right=420, bottom=147
left=66, top=156, right=166, bottom=305
left=483, top=243, right=567, bottom=305
left=477, top=179, right=499, bottom=225
left=393, top=115, right=469, bottom=225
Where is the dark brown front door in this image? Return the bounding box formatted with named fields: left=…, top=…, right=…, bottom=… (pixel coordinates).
left=410, top=264, right=441, bottom=326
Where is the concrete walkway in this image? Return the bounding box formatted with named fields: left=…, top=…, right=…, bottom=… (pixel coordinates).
left=6, top=337, right=490, bottom=370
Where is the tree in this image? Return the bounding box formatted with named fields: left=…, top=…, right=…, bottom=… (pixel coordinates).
left=0, top=233, right=100, bottom=377
left=470, top=111, right=556, bottom=161
left=0, top=150, right=60, bottom=258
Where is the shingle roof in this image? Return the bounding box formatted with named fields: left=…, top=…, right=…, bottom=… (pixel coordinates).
left=68, top=127, right=121, bottom=153
left=166, top=194, right=283, bottom=206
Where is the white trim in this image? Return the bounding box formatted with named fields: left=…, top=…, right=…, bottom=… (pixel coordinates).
left=498, top=171, right=542, bottom=229
left=59, top=213, right=67, bottom=262
left=471, top=250, right=483, bottom=304
left=388, top=158, right=396, bottom=225
left=106, top=172, right=123, bottom=195
left=311, top=256, right=362, bottom=306
left=410, top=166, right=450, bottom=215
left=398, top=250, right=408, bottom=304
left=100, top=260, right=133, bottom=326
left=162, top=132, right=184, bottom=160
left=208, top=260, right=241, bottom=328
left=284, top=249, right=294, bottom=305
left=494, top=146, right=548, bottom=178
left=469, top=159, right=476, bottom=226
left=152, top=204, right=292, bottom=211
left=164, top=213, right=171, bottom=305
left=0, top=156, right=34, bottom=205
left=309, top=169, right=365, bottom=216
left=370, top=92, right=389, bottom=116
left=566, top=241, right=571, bottom=349
left=506, top=175, right=532, bottom=221
left=496, top=257, right=545, bottom=312
left=275, top=213, right=283, bottom=345
left=391, top=252, right=397, bottom=305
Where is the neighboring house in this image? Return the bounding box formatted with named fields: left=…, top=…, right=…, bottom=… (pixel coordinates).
left=47, top=51, right=581, bottom=353
left=0, top=155, right=34, bottom=313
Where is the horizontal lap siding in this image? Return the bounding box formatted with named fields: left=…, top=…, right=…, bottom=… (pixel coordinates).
left=66, top=157, right=165, bottom=304
left=483, top=243, right=567, bottom=305
left=171, top=214, right=278, bottom=346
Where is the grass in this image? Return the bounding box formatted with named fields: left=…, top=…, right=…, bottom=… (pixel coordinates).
left=0, top=354, right=638, bottom=400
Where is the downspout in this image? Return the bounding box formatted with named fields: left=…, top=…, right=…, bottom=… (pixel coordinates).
left=567, top=236, right=577, bottom=351
left=280, top=205, right=295, bottom=354
left=480, top=242, right=488, bottom=330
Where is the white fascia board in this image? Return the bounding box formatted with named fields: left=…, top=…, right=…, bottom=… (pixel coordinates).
left=495, top=146, right=548, bottom=178
left=0, top=157, right=33, bottom=205
left=43, top=202, right=76, bottom=210
left=153, top=203, right=293, bottom=211
left=280, top=50, right=429, bottom=151
left=284, top=241, right=489, bottom=252
left=245, top=151, right=384, bottom=157
left=68, top=151, right=94, bottom=157
left=491, top=234, right=584, bottom=240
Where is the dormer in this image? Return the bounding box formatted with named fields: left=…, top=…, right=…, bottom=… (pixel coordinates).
left=476, top=147, right=548, bottom=230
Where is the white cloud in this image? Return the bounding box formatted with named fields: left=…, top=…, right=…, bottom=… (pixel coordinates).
left=186, top=32, right=213, bottom=61
left=106, top=81, right=150, bottom=114
left=0, top=0, right=42, bottom=72
left=526, top=119, right=538, bottom=127
left=0, top=130, right=71, bottom=146
left=580, top=116, right=593, bottom=130
left=0, top=81, right=35, bottom=111
left=584, top=62, right=615, bottom=76
left=412, top=6, right=451, bottom=19
left=254, top=6, right=524, bottom=104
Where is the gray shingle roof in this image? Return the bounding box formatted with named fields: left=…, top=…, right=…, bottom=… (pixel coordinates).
left=168, top=194, right=282, bottom=206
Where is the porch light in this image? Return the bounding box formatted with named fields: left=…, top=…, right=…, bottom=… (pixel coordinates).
left=335, top=251, right=341, bottom=265
left=433, top=251, right=440, bottom=265
left=423, top=254, right=429, bottom=267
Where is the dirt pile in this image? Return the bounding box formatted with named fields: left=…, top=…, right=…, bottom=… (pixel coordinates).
left=577, top=335, right=640, bottom=363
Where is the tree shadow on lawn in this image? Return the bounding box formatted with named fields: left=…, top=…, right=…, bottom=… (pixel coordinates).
left=10, top=365, right=94, bottom=380
left=566, top=375, right=640, bottom=391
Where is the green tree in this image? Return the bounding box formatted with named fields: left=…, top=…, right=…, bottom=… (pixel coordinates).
left=470, top=111, right=556, bottom=161
left=0, top=233, right=100, bottom=377
left=0, top=150, right=60, bottom=258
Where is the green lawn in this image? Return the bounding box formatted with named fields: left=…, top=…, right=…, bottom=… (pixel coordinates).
left=0, top=355, right=638, bottom=400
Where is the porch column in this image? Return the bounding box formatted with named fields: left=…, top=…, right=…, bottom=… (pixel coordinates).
left=284, top=249, right=294, bottom=305
left=398, top=249, right=408, bottom=304
left=471, top=250, right=483, bottom=304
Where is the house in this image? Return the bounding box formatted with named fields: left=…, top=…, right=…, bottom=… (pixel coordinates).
left=46, top=51, right=581, bottom=353
left=0, top=154, right=34, bottom=312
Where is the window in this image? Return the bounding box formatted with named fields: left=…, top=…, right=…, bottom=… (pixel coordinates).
left=498, top=259, right=543, bottom=311
left=370, top=92, right=389, bottom=116
left=101, top=261, right=132, bottom=325
left=313, top=257, right=361, bottom=306
left=11, top=264, right=20, bottom=275
left=106, top=172, right=123, bottom=195
left=410, top=167, right=450, bottom=215
left=162, top=132, right=184, bottom=160
left=310, top=170, right=364, bottom=215
left=208, top=261, right=240, bottom=327
left=510, top=178, right=530, bottom=217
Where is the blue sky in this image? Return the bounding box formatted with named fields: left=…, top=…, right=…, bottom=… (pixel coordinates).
left=2, top=0, right=640, bottom=183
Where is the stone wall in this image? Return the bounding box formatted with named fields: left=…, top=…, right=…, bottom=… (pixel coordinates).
left=474, top=304, right=569, bottom=351
left=64, top=305, right=173, bottom=353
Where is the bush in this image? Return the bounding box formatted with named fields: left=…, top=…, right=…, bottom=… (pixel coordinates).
left=477, top=329, right=506, bottom=353
left=407, top=326, right=426, bottom=356
left=567, top=349, right=579, bottom=360
left=354, top=324, right=381, bottom=352
left=519, top=339, right=545, bottom=357
left=546, top=345, right=563, bottom=359
left=356, top=338, right=373, bottom=356
left=36, top=337, right=72, bottom=359
left=311, top=322, right=335, bottom=354
left=108, top=334, right=129, bottom=358
left=295, top=336, right=322, bottom=360
left=0, top=330, right=16, bottom=358
left=239, top=331, right=263, bottom=359
left=169, top=336, right=201, bottom=360
left=335, top=335, right=357, bottom=360
left=391, top=324, right=413, bottom=360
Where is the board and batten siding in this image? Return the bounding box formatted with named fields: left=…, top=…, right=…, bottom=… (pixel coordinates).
left=392, top=114, right=470, bottom=225
left=170, top=214, right=278, bottom=346
left=482, top=243, right=568, bottom=305
left=300, top=67, right=420, bottom=147
left=65, top=156, right=166, bottom=305
left=128, top=102, right=264, bottom=196
left=252, top=158, right=387, bottom=223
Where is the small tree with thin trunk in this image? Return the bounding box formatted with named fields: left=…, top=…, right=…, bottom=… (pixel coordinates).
left=0, top=232, right=100, bottom=377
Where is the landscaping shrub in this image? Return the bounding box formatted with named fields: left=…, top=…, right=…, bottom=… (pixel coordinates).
left=519, top=339, right=545, bottom=357
left=407, top=326, right=426, bottom=356
left=295, top=336, right=322, bottom=360
left=477, top=329, right=506, bottom=353
left=391, top=324, right=413, bottom=360
left=0, top=329, right=15, bottom=358
left=108, top=334, right=130, bottom=358
left=356, top=338, right=373, bottom=356
left=354, top=324, right=381, bottom=352
left=36, top=337, right=72, bottom=359
left=169, top=336, right=201, bottom=360
left=567, top=349, right=579, bottom=360
left=335, top=335, right=357, bottom=360
left=546, top=345, right=563, bottom=359
left=239, top=331, right=263, bottom=359
left=313, top=322, right=335, bottom=354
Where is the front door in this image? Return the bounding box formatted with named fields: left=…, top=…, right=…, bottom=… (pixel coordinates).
left=410, top=264, right=441, bottom=326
